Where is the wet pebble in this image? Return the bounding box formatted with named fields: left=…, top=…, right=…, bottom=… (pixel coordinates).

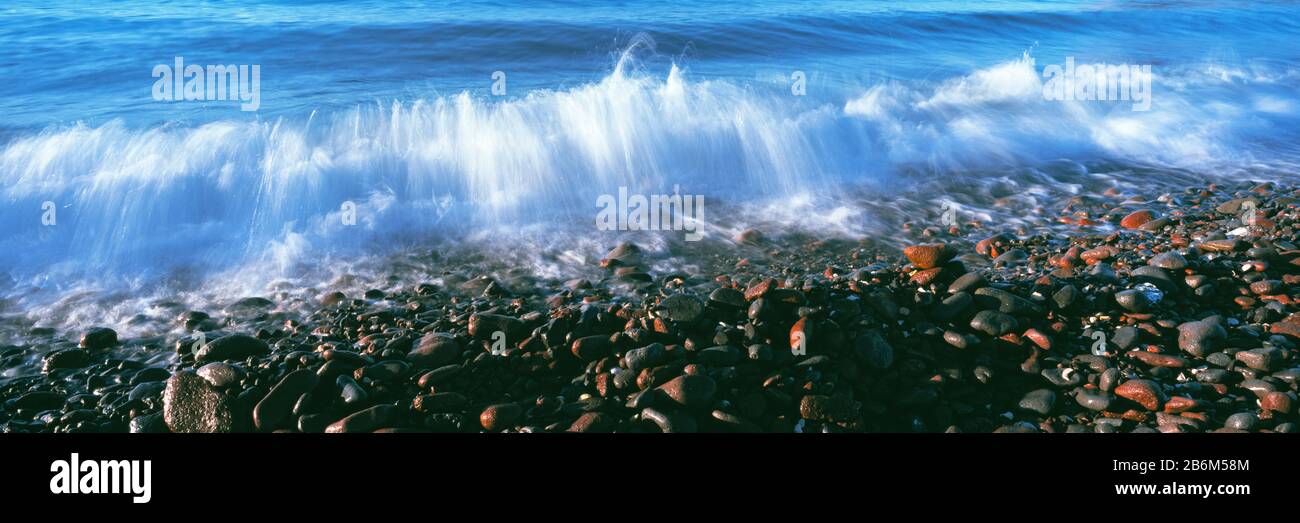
left=1115, top=379, right=1165, bottom=411
left=196, top=362, right=244, bottom=388
left=325, top=404, right=398, bottom=433
left=1018, top=389, right=1056, bottom=416
left=408, top=333, right=463, bottom=368
left=195, top=334, right=270, bottom=363
left=162, top=372, right=240, bottom=433
left=657, top=374, right=717, bottom=410
left=1177, top=318, right=1226, bottom=357
left=253, top=369, right=319, bottom=431
left=43, top=349, right=90, bottom=372
left=1075, top=391, right=1113, bottom=412
left=1224, top=412, right=1258, bottom=431
left=479, top=403, right=523, bottom=431
left=970, top=310, right=1017, bottom=336
left=79, top=327, right=118, bottom=350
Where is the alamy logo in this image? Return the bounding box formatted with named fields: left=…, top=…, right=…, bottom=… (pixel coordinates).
left=596, top=186, right=704, bottom=241
left=152, top=57, right=261, bottom=111
left=1240, top=200, right=1258, bottom=225
left=491, top=330, right=507, bottom=355
left=939, top=201, right=959, bottom=227
left=41, top=201, right=57, bottom=226
left=49, top=453, right=152, bottom=504
left=491, top=71, right=507, bottom=96
left=1091, top=331, right=1108, bottom=356
left=1041, top=57, right=1152, bottom=111
left=790, top=71, right=806, bottom=96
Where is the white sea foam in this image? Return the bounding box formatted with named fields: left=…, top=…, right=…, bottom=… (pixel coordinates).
left=1, top=53, right=1296, bottom=334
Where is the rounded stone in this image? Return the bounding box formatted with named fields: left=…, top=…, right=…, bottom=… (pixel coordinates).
left=479, top=403, right=523, bottom=432
left=970, top=309, right=1017, bottom=336
left=408, top=333, right=462, bottom=368
left=253, top=369, right=319, bottom=431
left=1115, top=379, right=1165, bottom=411
left=1018, top=389, right=1057, bottom=416
left=162, top=371, right=239, bottom=433
left=194, top=334, right=270, bottom=363
left=1225, top=412, right=1258, bottom=431
left=79, top=327, right=118, bottom=350
left=657, top=374, right=717, bottom=410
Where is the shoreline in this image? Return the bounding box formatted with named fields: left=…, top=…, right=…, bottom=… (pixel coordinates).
left=2, top=179, right=1298, bottom=433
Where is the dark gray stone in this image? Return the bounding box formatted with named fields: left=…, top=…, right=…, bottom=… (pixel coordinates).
left=195, top=334, right=270, bottom=363
left=1019, top=389, right=1056, bottom=416
left=970, top=310, right=1017, bottom=336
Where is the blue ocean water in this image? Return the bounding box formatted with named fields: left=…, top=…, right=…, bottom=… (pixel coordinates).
left=1, top=1, right=1298, bottom=324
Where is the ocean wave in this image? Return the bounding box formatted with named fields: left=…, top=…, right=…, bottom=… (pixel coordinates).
left=2, top=52, right=1296, bottom=285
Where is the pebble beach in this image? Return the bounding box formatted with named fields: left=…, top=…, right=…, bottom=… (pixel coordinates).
left=4, top=178, right=1298, bottom=433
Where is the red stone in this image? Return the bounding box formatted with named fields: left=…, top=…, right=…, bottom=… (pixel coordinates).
left=976, top=234, right=1011, bottom=258
left=744, top=278, right=776, bottom=301
left=1081, top=245, right=1118, bottom=264
left=789, top=317, right=812, bottom=354
left=1023, top=328, right=1052, bottom=350
left=479, top=403, right=522, bottom=432
left=1261, top=392, right=1294, bottom=415
left=1162, top=396, right=1201, bottom=413
left=910, top=267, right=943, bottom=285
left=567, top=412, right=612, bottom=433
left=1129, top=350, right=1191, bottom=368
left=1115, top=379, right=1165, bottom=411
left=903, top=244, right=955, bottom=269
left=1120, top=210, right=1155, bottom=229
